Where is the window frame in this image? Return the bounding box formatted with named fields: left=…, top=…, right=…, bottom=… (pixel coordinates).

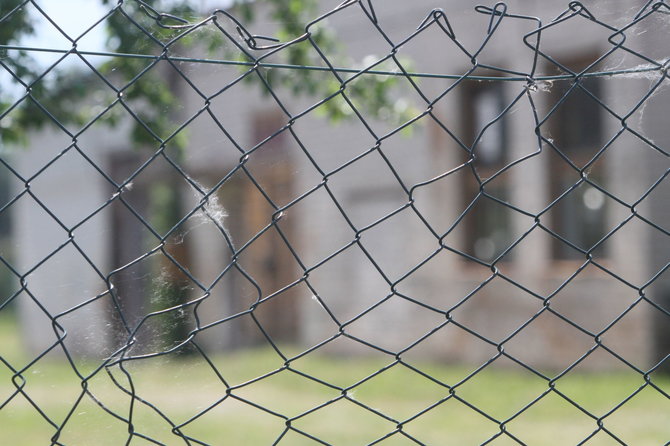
left=544, top=55, right=609, bottom=261
left=458, top=76, right=513, bottom=265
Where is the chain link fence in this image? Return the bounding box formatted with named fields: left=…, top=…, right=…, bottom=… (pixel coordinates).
left=1, top=0, right=669, bottom=444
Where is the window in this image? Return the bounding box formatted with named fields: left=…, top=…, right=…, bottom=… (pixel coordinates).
left=470, top=83, right=506, bottom=166
left=460, top=79, right=512, bottom=263
left=546, top=57, right=608, bottom=260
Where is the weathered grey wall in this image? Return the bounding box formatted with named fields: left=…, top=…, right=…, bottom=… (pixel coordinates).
left=12, top=0, right=666, bottom=370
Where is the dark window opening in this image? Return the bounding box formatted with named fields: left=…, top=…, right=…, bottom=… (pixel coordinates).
left=546, top=56, right=608, bottom=260
left=550, top=178, right=608, bottom=259
left=552, top=77, right=603, bottom=153
left=460, top=79, right=512, bottom=263
left=464, top=81, right=507, bottom=169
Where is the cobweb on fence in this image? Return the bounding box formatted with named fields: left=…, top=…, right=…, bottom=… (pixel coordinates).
left=0, top=0, right=669, bottom=445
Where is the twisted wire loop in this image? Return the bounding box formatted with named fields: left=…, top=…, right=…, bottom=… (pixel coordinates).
left=0, top=0, right=669, bottom=444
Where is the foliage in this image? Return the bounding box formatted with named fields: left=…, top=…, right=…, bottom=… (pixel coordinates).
left=0, top=1, right=93, bottom=144
left=0, top=0, right=416, bottom=148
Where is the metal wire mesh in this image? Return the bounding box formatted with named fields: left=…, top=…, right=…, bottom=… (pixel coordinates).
left=1, top=0, right=669, bottom=444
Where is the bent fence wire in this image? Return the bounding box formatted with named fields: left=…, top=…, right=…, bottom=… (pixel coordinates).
left=1, top=0, right=670, bottom=444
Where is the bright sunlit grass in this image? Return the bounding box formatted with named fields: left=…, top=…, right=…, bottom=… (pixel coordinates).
left=1, top=313, right=669, bottom=445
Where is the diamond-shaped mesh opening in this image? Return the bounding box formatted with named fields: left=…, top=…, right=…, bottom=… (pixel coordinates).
left=505, top=389, right=600, bottom=445
left=542, top=91, right=617, bottom=170
left=535, top=10, right=617, bottom=70
left=30, top=55, right=121, bottom=126
left=21, top=149, right=114, bottom=229
left=1, top=1, right=669, bottom=444
left=402, top=395, right=503, bottom=445
left=405, top=165, right=471, bottom=236
left=446, top=185, right=533, bottom=263
left=453, top=357, right=549, bottom=422
left=609, top=4, right=670, bottom=63
left=287, top=338, right=391, bottom=387
left=252, top=284, right=304, bottom=344
left=547, top=263, right=639, bottom=335
left=544, top=178, right=627, bottom=258
left=276, top=185, right=355, bottom=268
left=356, top=208, right=438, bottom=282
left=27, top=0, right=108, bottom=48
left=147, top=62, right=214, bottom=128
left=193, top=286, right=260, bottom=351
left=84, top=53, right=156, bottom=93
left=474, top=17, right=542, bottom=77
left=327, top=149, right=410, bottom=229
left=597, top=300, right=661, bottom=371
left=305, top=243, right=389, bottom=323
left=180, top=396, right=288, bottom=444
left=394, top=16, right=472, bottom=84
left=289, top=100, right=378, bottom=174
left=3, top=127, right=76, bottom=181
left=503, top=309, right=596, bottom=371
left=626, top=73, right=670, bottom=136
left=203, top=346, right=285, bottom=386
left=344, top=293, right=445, bottom=354
left=291, top=397, right=398, bottom=444
left=10, top=199, right=72, bottom=274
left=600, top=384, right=670, bottom=444
left=383, top=129, right=464, bottom=194
left=554, top=361, right=646, bottom=415
left=589, top=129, right=669, bottom=204
left=450, top=277, right=543, bottom=345
left=592, top=216, right=668, bottom=285
left=174, top=58, right=246, bottom=102
left=233, top=368, right=340, bottom=419
left=252, top=59, right=342, bottom=120
left=350, top=362, right=450, bottom=421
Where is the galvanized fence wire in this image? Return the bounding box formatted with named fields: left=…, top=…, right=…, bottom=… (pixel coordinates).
left=0, top=0, right=669, bottom=444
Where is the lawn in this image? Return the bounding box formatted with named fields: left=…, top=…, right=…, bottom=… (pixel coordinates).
left=1, top=314, right=669, bottom=445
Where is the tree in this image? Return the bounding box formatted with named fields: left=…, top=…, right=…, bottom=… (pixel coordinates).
left=0, top=0, right=414, bottom=146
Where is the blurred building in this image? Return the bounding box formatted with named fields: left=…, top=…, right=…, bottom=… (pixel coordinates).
left=8, top=0, right=670, bottom=371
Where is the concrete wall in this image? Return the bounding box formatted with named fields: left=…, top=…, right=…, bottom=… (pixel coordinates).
left=11, top=0, right=667, bottom=370
left=11, top=123, right=132, bottom=357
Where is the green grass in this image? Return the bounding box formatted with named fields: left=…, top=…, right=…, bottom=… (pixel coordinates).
left=1, top=314, right=669, bottom=445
